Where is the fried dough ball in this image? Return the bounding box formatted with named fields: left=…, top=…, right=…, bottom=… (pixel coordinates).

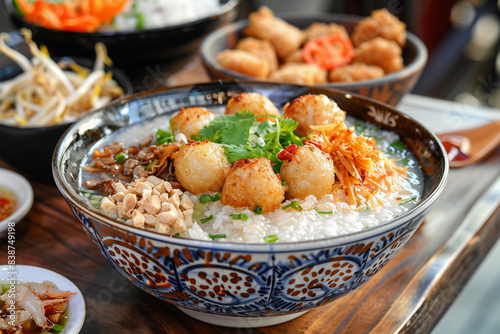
left=328, top=63, right=385, bottom=83
left=243, top=6, right=306, bottom=59
left=216, top=49, right=270, bottom=78
left=236, top=37, right=279, bottom=72
left=225, top=92, right=281, bottom=122
left=304, top=22, right=349, bottom=41
left=279, top=144, right=335, bottom=200
left=351, top=8, right=406, bottom=47
left=269, top=63, right=327, bottom=85
left=283, top=49, right=304, bottom=63
left=173, top=141, right=231, bottom=194
left=170, top=107, right=214, bottom=141
left=352, top=37, right=403, bottom=74
left=221, top=158, right=285, bottom=213
left=283, top=94, right=346, bottom=137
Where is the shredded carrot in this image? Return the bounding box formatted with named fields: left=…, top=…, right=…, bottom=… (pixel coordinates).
left=309, top=122, right=407, bottom=210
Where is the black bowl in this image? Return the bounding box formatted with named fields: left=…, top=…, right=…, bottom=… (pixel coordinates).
left=0, top=35, right=133, bottom=183
left=201, top=12, right=427, bottom=106
left=3, top=0, right=240, bottom=67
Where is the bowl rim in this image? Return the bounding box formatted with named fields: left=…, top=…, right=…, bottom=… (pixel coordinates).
left=4, top=0, right=240, bottom=37
left=0, top=264, right=86, bottom=334
left=53, top=82, right=448, bottom=252
left=0, top=168, right=33, bottom=233
left=200, top=12, right=428, bottom=88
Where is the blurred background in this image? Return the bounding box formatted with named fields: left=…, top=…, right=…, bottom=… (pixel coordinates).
left=1, top=1, right=499, bottom=333
left=2, top=0, right=500, bottom=107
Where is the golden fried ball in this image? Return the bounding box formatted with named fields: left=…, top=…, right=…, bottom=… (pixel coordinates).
left=173, top=141, right=230, bottom=194
left=225, top=92, right=281, bottom=123
left=221, top=158, right=285, bottom=213
left=283, top=94, right=346, bottom=137
left=279, top=144, right=335, bottom=200
left=170, top=107, right=214, bottom=141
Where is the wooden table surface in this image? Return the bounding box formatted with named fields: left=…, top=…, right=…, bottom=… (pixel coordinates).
left=2, top=58, right=500, bottom=334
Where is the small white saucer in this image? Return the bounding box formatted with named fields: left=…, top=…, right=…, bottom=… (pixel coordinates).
left=0, top=265, right=86, bottom=333
left=0, top=168, right=34, bottom=234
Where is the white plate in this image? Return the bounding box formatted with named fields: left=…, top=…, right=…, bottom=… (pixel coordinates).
left=0, top=168, right=34, bottom=234
left=0, top=265, right=86, bottom=333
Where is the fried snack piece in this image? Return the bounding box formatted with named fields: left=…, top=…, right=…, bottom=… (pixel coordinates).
left=170, top=107, right=214, bottom=141
left=283, top=94, right=345, bottom=137
left=173, top=141, right=231, bottom=194
left=279, top=144, right=335, bottom=200
left=352, top=37, right=403, bottom=74
left=243, top=6, right=306, bottom=59
left=221, top=158, right=285, bottom=213
left=235, top=37, right=279, bottom=72
left=351, top=8, right=406, bottom=47
left=328, top=63, right=384, bottom=82
left=216, top=49, right=270, bottom=78
left=304, top=22, right=349, bottom=41
left=225, top=92, right=281, bottom=123
left=283, top=49, right=303, bottom=63
left=269, top=63, right=327, bottom=86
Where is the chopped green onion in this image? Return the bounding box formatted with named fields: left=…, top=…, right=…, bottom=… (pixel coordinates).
left=115, top=152, right=128, bottom=163
left=253, top=206, right=263, bottom=215
left=282, top=181, right=287, bottom=186
left=88, top=194, right=104, bottom=208
left=399, top=157, right=410, bottom=166
left=173, top=233, right=181, bottom=237
left=314, top=207, right=333, bottom=214
left=199, top=193, right=221, bottom=204
left=282, top=200, right=303, bottom=211
left=146, top=159, right=158, bottom=171
left=390, top=140, right=405, bottom=151
left=231, top=213, right=248, bottom=220
left=355, top=120, right=365, bottom=133
left=199, top=194, right=211, bottom=204
left=201, top=215, right=214, bottom=224
left=263, top=235, right=278, bottom=243
left=135, top=13, right=146, bottom=29
left=52, top=323, right=65, bottom=331
left=209, top=234, right=226, bottom=240
left=399, top=196, right=417, bottom=205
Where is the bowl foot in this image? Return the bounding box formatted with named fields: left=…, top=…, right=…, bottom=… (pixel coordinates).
left=177, top=307, right=309, bottom=328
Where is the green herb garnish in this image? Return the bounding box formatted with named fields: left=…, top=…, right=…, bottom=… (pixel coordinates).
left=253, top=206, right=263, bottom=215
left=282, top=201, right=303, bottom=211
left=314, top=207, right=333, bottom=214
left=201, top=214, right=214, bottom=223
left=355, top=120, right=365, bottom=134
left=115, top=152, right=128, bottom=163
left=173, top=233, right=181, bottom=237
left=135, top=13, right=146, bottom=29
left=231, top=213, right=248, bottom=220
left=263, top=235, right=278, bottom=243
left=209, top=233, right=226, bottom=240
left=282, top=181, right=287, bottom=186
left=195, top=111, right=303, bottom=173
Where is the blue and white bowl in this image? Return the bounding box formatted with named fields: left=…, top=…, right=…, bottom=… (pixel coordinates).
left=53, top=82, right=448, bottom=328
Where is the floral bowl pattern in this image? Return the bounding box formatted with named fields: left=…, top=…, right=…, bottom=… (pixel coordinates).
left=53, top=82, right=448, bottom=327
left=200, top=13, right=428, bottom=106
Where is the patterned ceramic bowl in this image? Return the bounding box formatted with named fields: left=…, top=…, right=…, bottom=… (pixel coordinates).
left=52, top=82, right=447, bottom=328
left=200, top=13, right=428, bottom=107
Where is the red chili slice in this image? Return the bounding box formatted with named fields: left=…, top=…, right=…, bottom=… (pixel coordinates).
left=302, top=34, right=354, bottom=71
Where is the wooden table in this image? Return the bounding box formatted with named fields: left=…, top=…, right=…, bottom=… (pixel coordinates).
left=2, top=58, right=500, bottom=333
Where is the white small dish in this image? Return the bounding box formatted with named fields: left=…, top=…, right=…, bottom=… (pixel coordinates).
left=0, top=264, right=86, bottom=333
left=0, top=168, right=34, bottom=234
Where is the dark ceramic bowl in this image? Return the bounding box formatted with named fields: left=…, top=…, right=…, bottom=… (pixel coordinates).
left=3, top=0, right=240, bottom=67
left=53, top=81, right=448, bottom=328
left=0, top=36, right=133, bottom=183
left=200, top=13, right=428, bottom=106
